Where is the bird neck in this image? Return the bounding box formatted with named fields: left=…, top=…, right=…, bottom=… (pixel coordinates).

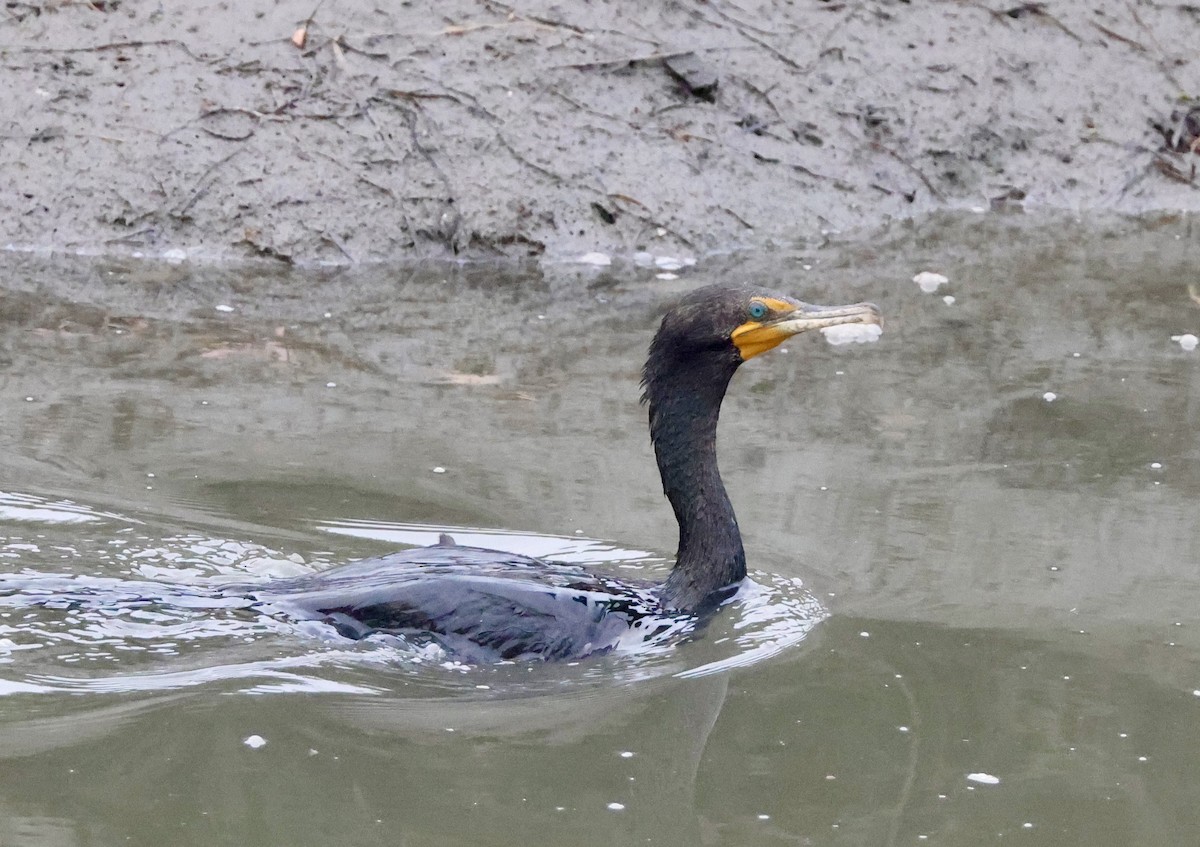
left=645, top=363, right=746, bottom=612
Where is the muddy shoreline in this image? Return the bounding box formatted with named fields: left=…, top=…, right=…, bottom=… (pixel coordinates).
left=3, top=0, right=1199, bottom=266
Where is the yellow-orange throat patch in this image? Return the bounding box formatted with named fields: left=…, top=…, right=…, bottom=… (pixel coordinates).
left=731, top=319, right=792, bottom=360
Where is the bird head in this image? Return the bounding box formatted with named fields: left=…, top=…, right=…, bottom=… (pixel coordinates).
left=647, top=284, right=882, bottom=369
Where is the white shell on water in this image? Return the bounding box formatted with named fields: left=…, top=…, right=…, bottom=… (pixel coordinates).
left=821, top=323, right=883, bottom=346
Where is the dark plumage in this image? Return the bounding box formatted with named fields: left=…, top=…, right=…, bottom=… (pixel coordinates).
left=250, top=285, right=880, bottom=662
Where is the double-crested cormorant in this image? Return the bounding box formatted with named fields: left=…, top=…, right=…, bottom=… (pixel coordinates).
left=253, top=285, right=880, bottom=662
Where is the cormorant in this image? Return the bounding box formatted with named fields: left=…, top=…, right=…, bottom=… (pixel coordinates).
left=251, top=285, right=880, bottom=662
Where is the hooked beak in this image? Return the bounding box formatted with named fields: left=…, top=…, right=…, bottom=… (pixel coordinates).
left=732, top=301, right=882, bottom=360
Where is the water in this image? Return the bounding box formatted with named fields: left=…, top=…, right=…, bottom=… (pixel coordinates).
left=1, top=213, right=1199, bottom=845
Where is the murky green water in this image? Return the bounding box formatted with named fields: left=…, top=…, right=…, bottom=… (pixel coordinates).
left=2, top=214, right=1199, bottom=846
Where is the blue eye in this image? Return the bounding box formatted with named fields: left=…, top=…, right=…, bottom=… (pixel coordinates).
left=748, top=301, right=768, bottom=320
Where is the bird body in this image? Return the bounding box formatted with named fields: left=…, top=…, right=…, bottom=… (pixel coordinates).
left=253, top=542, right=676, bottom=662
left=253, top=285, right=880, bottom=661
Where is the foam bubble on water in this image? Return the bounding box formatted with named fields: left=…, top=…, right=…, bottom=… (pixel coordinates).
left=821, top=323, right=883, bottom=346
left=1043, top=392, right=1057, bottom=402
left=606, top=802, right=625, bottom=811
left=1171, top=333, right=1198, bottom=351
left=575, top=251, right=611, bottom=266
left=243, top=734, right=267, bottom=749
left=653, top=256, right=695, bottom=271
left=967, top=772, right=1000, bottom=785
left=913, top=271, right=948, bottom=293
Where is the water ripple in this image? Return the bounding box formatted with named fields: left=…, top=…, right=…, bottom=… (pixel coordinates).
left=2, top=498, right=828, bottom=697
